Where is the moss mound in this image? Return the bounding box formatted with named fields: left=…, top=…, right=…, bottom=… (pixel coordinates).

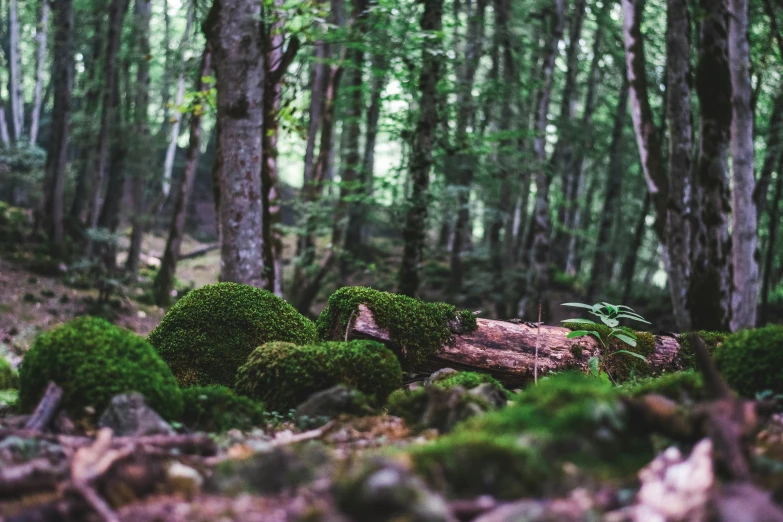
left=181, top=386, right=265, bottom=432
left=0, top=356, right=19, bottom=389
left=714, top=325, right=783, bottom=398
left=315, top=287, right=477, bottom=368
left=19, top=317, right=183, bottom=420
left=432, top=371, right=507, bottom=394
left=620, top=370, right=706, bottom=403
left=235, top=340, right=402, bottom=411
left=676, top=330, right=728, bottom=369
left=147, top=282, right=318, bottom=387
left=409, top=431, right=551, bottom=499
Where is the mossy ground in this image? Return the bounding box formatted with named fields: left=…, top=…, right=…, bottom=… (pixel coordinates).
left=148, top=282, right=318, bottom=388
left=181, top=386, right=265, bottom=432
left=18, top=316, right=183, bottom=420
left=315, top=286, right=477, bottom=368
left=0, top=356, right=19, bottom=390
left=235, top=340, right=402, bottom=411
left=620, top=370, right=706, bottom=403
left=713, top=325, right=783, bottom=397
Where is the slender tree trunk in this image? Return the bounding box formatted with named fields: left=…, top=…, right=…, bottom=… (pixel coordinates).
left=687, top=0, right=732, bottom=331
left=87, top=0, right=130, bottom=230
left=42, top=0, right=73, bottom=248
left=566, top=166, right=599, bottom=276
left=361, top=50, right=388, bottom=243
left=204, top=0, right=266, bottom=287
left=524, top=0, right=564, bottom=319
left=728, top=0, right=758, bottom=331
left=125, top=0, right=152, bottom=276
left=301, top=42, right=327, bottom=215
left=621, top=192, right=652, bottom=302
left=30, top=0, right=50, bottom=146
left=587, top=76, right=629, bottom=301
left=154, top=46, right=212, bottom=306
left=0, top=96, right=9, bottom=147
left=397, top=0, right=445, bottom=297
left=754, top=90, right=783, bottom=217
left=162, top=8, right=194, bottom=200
left=8, top=0, right=24, bottom=142
left=450, top=0, right=487, bottom=290
left=664, top=0, right=693, bottom=330
left=759, top=157, right=782, bottom=326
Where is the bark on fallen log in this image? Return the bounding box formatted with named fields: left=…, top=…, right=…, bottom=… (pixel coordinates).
left=341, top=305, right=689, bottom=388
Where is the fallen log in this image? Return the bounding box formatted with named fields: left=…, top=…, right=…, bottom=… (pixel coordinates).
left=338, top=304, right=693, bottom=388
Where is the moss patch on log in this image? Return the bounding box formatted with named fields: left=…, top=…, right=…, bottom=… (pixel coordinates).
left=315, top=286, right=477, bottom=368
left=675, top=330, right=727, bottom=369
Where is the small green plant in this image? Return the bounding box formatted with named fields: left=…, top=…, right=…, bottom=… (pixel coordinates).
left=561, top=302, right=651, bottom=380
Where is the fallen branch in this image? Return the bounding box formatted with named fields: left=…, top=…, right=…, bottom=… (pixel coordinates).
left=24, top=382, right=64, bottom=432
left=179, top=243, right=219, bottom=260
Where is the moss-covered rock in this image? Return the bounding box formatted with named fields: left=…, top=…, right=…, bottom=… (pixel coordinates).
left=0, top=356, right=19, bottom=390
left=147, top=283, right=318, bottom=388
left=181, top=386, right=265, bottom=432
left=235, top=340, right=402, bottom=411
left=409, top=431, right=551, bottom=499
left=19, top=317, right=183, bottom=420
left=714, top=325, right=783, bottom=398
left=620, top=370, right=706, bottom=403
left=315, top=287, right=477, bottom=368
left=430, top=370, right=508, bottom=395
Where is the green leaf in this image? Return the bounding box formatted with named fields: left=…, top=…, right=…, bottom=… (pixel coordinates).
left=609, top=329, right=637, bottom=339
left=611, top=349, right=648, bottom=363
left=588, top=356, right=600, bottom=377
left=600, top=302, right=618, bottom=315
left=615, top=313, right=651, bottom=324
left=562, top=303, right=596, bottom=310
left=561, top=318, right=596, bottom=324
left=599, top=316, right=619, bottom=328
left=614, top=334, right=638, bottom=347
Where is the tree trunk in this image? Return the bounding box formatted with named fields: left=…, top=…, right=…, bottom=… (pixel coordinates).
left=688, top=0, right=732, bottom=331
left=754, top=90, right=783, bottom=218
left=361, top=51, right=387, bottom=242
left=8, top=0, right=24, bottom=142
left=42, top=0, right=73, bottom=248
left=728, top=0, right=758, bottom=331
left=397, top=0, right=445, bottom=297
left=524, top=0, right=564, bottom=319
left=30, top=0, right=50, bottom=146
left=759, top=157, right=782, bottom=326
left=621, top=192, right=652, bottom=302
left=154, top=46, right=212, bottom=307
left=0, top=92, right=10, bottom=147
left=204, top=0, right=266, bottom=287
left=125, top=0, right=152, bottom=276
left=587, top=75, right=629, bottom=301
left=664, top=0, right=693, bottom=331
left=161, top=8, right=194, bottom=201
left=335, top=304, right=692, bottom=387
left=87, top=0, right=130, bottom=230
left=301, top=42, right=328, bottom=211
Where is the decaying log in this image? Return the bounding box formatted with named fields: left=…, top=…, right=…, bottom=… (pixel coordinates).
left=345, top=305, right=687, bottom=387
left=24, top=382, right=64, bottom=432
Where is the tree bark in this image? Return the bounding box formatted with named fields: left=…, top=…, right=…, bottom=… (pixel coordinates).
left=361, top=50, right=388, bottom=241
left=688, top=0, right=732, bottom=331
left=42, top=0, right=74, bottom=248
left=587, top=75, right=629, bottom=301
left=125, top=0, right=153, bottom=276
left=87, top=0, right=130, bottom=231
left=524, top=0, right=564, bottom=319
left=728, top=0, right=758, bottom=331
left=621, top=192, right=652, bottom=302
left=664, top=0, right=693, bottom=331
left=204, top=0, right=266, bottom=287
left=757, top=0, right=783, bottom=217
left=30, top=0, right=50, bottom=146
left=759, top=157, right=782, bottom=326
left=8, top=0, right=24, bottom=142
left=154, top=46, right=212, bottom=307
left=397, top=0, right=445, bottom=297
left=338, top=304, right=690, bottom=387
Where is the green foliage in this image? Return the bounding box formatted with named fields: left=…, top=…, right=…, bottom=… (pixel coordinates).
left=235, top=340, right=402, bottom=411
left=18, top=317, right=183, bottom=420
left=0, top=389, right=18, bottom=408
left=181, top=386, right=265, bottom=433
left=620, top=370, right=706, bottom=403
left=431, top=371, right=507, bottom=394
left=408, top=431, right=551, bottom=499
left=315, top=286, right=477, bottom=368
left=0, top=356, right=19, bottom=390
left=714, top=325, right=783, bottom=398
left=675, top=330, right=727, bottom=369
left=147, top=282, right=318, bottom=388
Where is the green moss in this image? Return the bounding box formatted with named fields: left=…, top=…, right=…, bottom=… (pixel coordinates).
left=235, top=340, right=403, bottom=411
left=386, top=388, right=427, bottom=425
left=564, top=322, right=656, bottom=381
left=409, top=431, right=552, bottom=499
left=619, top=370, right=706, bottom=403
left=147, top=282, right=318, bottom=388
left=714, top=325, right=783, bottom=398
left=0, top=389, right=18, bottom=408
left=0, top=356, right=19, bottom=390
left=676, top=330, right=728, bottom=369
left=315, top=287, right=477, bottom=368
left=432, top=371, right=507, bottom=394
left=19, top=317, right=183, bottom=420
left=181, top=386, right=265, bottom=432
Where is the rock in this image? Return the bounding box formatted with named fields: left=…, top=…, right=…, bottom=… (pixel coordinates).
left=334, top=458, right=456, bottom=522
left=294, top=385, right=373, bottom=429
left=424, top=368, right=459, bottom=386
left=420, top=385, right=490, bottom=433
left=165, top=461, right=203, bottom=499
left=468, top=382, right=508, bottom=408
left=99, top=393, right=175, bottom=437
left=472, top=490, right=594, bottom=522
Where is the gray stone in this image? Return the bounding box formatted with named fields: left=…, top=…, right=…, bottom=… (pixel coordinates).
left=468, top=382, right=508, bottom=408
left=424, top=368, right=459, bottom=386
left=294, top=385, right=373, bottom=429
left=99, top=393, right=175, bottom=437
